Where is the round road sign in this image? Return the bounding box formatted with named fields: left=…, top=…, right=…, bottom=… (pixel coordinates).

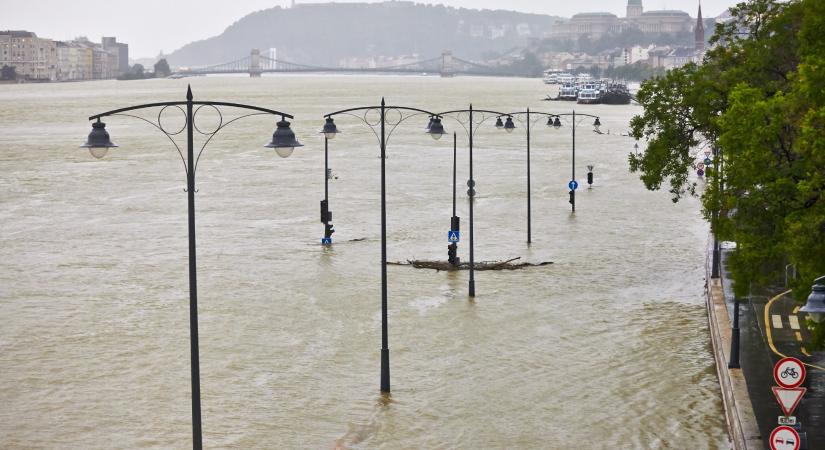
left=704, top=158, right=712, bottom=165
left=697, top=169, right=705, bottom=177
left=568, top=180, right=578, bottom=190
left=769, top=425, right=800, bottom=450
left=774, top=357, right=805, bottom=389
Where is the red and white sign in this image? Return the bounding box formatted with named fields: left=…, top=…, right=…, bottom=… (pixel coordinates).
left=770, top=425, right=800, bottom=450
left=774, top=357, right=806, bottom=388
left=772, top=387, right=806, bottom=416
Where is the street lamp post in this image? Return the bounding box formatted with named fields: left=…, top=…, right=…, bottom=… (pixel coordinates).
left=711, top=145, right=723, bottom=279
left=320, top=117, right=338, bottom=244
left=436, top=105, right=517, bottom=298
left=728, top=295, right=741, bottom=368
left=81, top=86, right=302, bottom=450
left=550, top=111, right=601, bottom=213
left=321, top=99, right=443, bottom=393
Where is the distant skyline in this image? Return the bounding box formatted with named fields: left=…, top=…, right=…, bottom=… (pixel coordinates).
left=2, top=0, right=743, bottom=59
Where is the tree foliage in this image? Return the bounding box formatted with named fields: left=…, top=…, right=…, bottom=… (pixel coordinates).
left=154, top=58, right=171, bottom=78
left=629, top=0, right=825, bottom=345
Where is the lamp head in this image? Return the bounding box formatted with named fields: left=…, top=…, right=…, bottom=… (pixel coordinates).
left=80, top=119, right=118, bottom=159
left=495, top=117, right=504, bottom=128
left=801, top=276, right=825, bottom=323
left=504, top=116, right=515, bottom=133
left=320, top=117, right=339, bottom=140
left=427, top=117, right=446, bottom=141
left=553, top=117, right=562, bottom=129
left=265, top=117, right=303, bottom=158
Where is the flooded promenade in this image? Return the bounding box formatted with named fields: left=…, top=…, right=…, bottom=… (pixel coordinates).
left=0, top=75, right=727, bottom=449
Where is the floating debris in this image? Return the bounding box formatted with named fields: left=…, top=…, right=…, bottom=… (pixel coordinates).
left=388, top=257, right=552, bottom=272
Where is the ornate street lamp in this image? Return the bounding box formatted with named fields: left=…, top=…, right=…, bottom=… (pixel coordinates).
left=320, top=99, right=442, bottom=394
left=81, top=85, right=300, bottom=450
left=436, top=105, right=520, bottom=297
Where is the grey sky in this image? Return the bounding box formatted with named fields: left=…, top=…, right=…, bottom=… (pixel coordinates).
left=2, top=0, right=742, bottom=58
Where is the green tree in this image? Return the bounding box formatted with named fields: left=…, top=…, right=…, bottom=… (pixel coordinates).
left=154, top=58, right=171, bottom=77
left=629, top=0, right=825, bottom=345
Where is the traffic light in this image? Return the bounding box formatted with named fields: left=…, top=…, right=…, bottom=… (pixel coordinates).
left=447, top=243, right=459, bottom=266
left=320, top=200, right=332, bottom=223
left=324, top=223, right=335, bottom=239
left=451, top=215, right=460, bottom=232
left=587, top=171, right=593, bottom=186
left=568, top=190, right=575, bottom=205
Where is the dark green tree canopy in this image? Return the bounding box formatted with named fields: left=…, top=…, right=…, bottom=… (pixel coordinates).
left=629, top=0, right=825, bottom=345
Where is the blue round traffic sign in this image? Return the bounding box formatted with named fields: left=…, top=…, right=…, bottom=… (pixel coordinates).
left=568, top=180, right=578, bottom=190
left=704, top=158, right=712, bottom=165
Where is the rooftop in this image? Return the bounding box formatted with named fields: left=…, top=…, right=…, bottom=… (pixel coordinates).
left=641, top=10, right=691, bottom=17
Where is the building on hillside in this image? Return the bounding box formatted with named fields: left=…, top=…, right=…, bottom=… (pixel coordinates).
left=551, top=1, right=699, bottom=39
left=0, top=30, right=58, bottom=80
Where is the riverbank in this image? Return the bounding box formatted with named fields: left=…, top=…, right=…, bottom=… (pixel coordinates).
left=705, top=237, right=762, bottom=449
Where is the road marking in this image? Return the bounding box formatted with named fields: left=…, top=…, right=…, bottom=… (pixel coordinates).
left=772, top=314, right=784, bottom=329
left=789, top=315, right=800, bottom=330
left=795, top=332, right=802, bottom=342
left=793, top=306, right=800, bottom=314
left=765, top=290, right=825, bottom=372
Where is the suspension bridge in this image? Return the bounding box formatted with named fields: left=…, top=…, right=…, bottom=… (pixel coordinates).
left=173, top=49, right=523, bottom=78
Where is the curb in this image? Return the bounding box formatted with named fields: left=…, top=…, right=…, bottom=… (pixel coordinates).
left=705, top=243, right=762, bottom=449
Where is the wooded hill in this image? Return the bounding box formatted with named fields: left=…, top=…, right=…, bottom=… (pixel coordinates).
left=167, top=2, right=558, bottom=67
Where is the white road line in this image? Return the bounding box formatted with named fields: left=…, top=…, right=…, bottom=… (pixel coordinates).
left=789, top=315, right=801, bottom=330
left=772, top=314, right=784, bottom=329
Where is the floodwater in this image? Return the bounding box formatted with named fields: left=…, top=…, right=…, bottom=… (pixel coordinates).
left=0, top=76, right=727, bottom=449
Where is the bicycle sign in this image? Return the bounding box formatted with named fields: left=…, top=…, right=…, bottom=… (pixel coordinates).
left=774, top=357, right=805, bottom=389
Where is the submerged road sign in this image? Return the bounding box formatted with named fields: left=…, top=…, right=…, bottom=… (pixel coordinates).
left=769, top=425, right=800, bottom=450
left=568, top=180, right=578, bottom=190
left=448, top=230, right=460, bottom=243
left=772, top=387, right=806, bottom=417
left=774, top=357, right=806, bottom=389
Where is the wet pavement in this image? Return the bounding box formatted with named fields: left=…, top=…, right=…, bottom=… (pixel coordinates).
left=720, top=248, right=825, bottom=449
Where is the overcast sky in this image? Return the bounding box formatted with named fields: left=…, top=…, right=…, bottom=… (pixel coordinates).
left=2, top=0, right=742, bottom=58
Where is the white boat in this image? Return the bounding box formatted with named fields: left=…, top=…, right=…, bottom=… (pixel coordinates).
left=542, top=70, right=574, bottom=85
left=576, top=83, right=601, bottom=104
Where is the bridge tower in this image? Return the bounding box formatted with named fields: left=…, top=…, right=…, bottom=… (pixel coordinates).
left=249, top=49, right=262, bottom=78
left=440, top=50, right=455, bottom=78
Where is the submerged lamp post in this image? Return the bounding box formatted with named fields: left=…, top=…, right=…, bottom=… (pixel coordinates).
left=549, top=111, right=601, bottom=213
left=801, top=276, right=825, bottom=324
left=321, top=99, right=443, bottom=393
left=81, top=86, right=301, bottom=450
left=490, top=109, right=602, bottom=241
left=436, top=105, right=518, bottom=297
left=319, top=117, right=340, bottom=244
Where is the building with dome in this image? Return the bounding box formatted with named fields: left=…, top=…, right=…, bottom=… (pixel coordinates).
left=551, top=0, right=697, bottom=39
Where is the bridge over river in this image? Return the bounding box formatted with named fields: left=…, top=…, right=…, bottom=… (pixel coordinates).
left=174, top=49, right=523, bottom=78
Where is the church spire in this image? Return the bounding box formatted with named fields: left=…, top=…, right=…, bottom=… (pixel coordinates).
left=695, top=1, right=705, bottom=52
